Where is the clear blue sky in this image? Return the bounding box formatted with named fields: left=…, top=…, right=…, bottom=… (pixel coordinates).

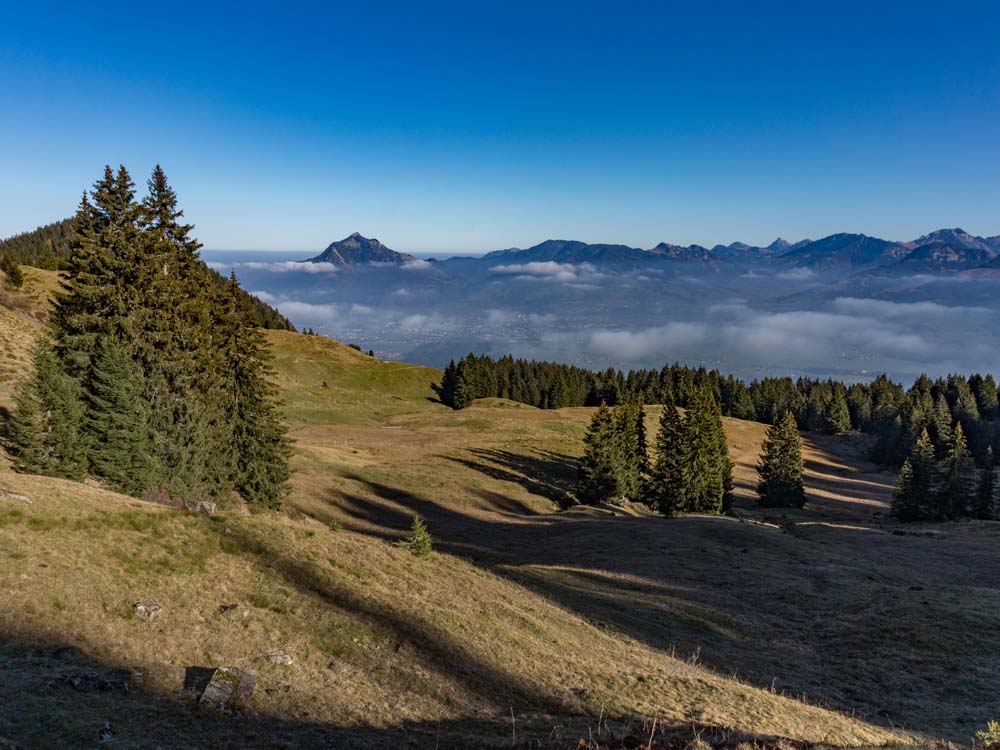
left=2, top=1, right=999, bottom=253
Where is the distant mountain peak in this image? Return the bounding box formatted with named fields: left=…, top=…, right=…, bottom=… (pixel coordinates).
left=648, top=242, right=720, bottom=263
left=307, top=233, right=415, bottom=265
left=912, top=227, right=995, bottom=253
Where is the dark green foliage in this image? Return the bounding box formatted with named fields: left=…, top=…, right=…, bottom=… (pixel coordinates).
left=573, top=400, right=650, bottom=505
left=644, top=396, right=689, bottom=514
left=642, top=389, right=731, bottom=516
left=756, top=411, right=805, bottom=508
left=218, top=274, right=291, bottom=509
left=928, top=395, right=953, bottom=458
left=0, top=253, right=24, bottom=288
left=970, top=374, right=999, bottom=419
left=5, top=339, right=87, bottom=479
left=84, top=338, right=157, bottom=495
left=397, top=515, right=433, bottom=557
left=635, top=400, right=650, bottom=477
left=974, top=447, right=997, bottom=520
left=0, top=214, right=295, bottom=330
left=938, top=423, right=976, bottom=519
left=6, top=165, right=291, bottom=509
left=684, top=388, right=732, bottom=514
left=893, top=429, right=937, bottom=522
left=437, top=355, right=1000, bottom=511
left=0, top=217, right=75, bottom=269
left=575, top=404, right=620, bottom=504
left=612, top=400, right=643, bottom=501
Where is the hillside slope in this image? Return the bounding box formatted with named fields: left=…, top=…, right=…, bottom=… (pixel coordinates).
left=0, top=267, right=58, bottom=405
left=1, top=328, right=997, bottom=748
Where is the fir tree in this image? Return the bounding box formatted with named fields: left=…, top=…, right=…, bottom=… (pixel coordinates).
left=217, top=273, right=291, bottom=509
left=893, top=429, right=937, bottom=522
left=825, top=389, right=852, bottom=433
left=645, top=397, right=688, bottom=515
left=0, top=253, right=24, bottom=288
left=440, top=359, right=458, bottom=407
left=938, top=422, right=976, bottom=519
left=756, top=411, right=805, bottom=508
left=684, top=388, right=730, bottom=514
left=929, top=394, right=953, bottom=459
left=141, top=166, right=232, bottom=500
left=576, top=404, right=619, bottom=504
left=397, top=515, right=433, bottom=557
left=635, top=400, right=650, bottom=477
left=5, top=339, right=87, bottom=479
left=84, top=338, right=157, bottom=496
left=611, top=399, right=643, bottom=502
left=974, top=447, right=997, bottom=520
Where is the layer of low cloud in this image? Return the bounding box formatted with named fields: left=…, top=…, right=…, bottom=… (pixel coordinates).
left=777, top=267, right=817, bottom=281
left=209, top=260, right=339, bottom=274
left=582, top=298, right=999, bottom=375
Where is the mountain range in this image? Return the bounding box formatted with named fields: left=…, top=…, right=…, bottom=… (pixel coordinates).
left=306, top=227, right=1000, bottom=275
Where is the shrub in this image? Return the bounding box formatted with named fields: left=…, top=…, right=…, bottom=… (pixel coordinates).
left=975, top=721, right=1000, bottom=749
left=397, top=515, right=432, bottom=557
left=0, top=253, right=24, bottom=289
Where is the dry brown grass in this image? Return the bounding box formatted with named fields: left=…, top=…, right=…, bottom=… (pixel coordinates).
left=0, top=266, right=60, bottom=407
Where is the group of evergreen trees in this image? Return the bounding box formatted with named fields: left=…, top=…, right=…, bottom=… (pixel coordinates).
left=893, top=425, right=997, bottom=521
left=439, top=353, right=858, bottom=433
left=575, top=400, right=646, bottom=504
left=575, top=390, right=733, bottom=515
left=4, top=165, right=290, bottom=508
left=645, top=391, right=733, bottom=515
left=440, top=355, right=1000, bottom=469
left=0, top=217, right=75, bottom=269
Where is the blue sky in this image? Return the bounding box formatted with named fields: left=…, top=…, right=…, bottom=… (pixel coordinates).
left=2, top=1, right=999, bottom=253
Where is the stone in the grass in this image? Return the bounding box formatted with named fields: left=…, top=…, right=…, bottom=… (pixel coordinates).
left=199, top=667, right=257, bottom=710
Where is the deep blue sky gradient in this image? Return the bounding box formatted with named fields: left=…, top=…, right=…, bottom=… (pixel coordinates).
left=2, top=1, right=999, bottom=252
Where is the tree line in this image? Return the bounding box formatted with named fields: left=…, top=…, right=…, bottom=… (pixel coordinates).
left=0, top=215, right=296, bottom=331
left=444, top=354, right=998, bottom=521
left=4, top=165, right=291, bottom=509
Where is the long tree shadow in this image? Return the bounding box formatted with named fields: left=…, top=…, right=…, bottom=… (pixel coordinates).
left=327, top=474, right=1000, bottom=740
left=0, top=628, right=851, bottom=750
left=444, top=448, right=579, bottom=507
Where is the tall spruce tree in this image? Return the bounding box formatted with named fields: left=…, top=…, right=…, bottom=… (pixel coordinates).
left=684, top=388, right=730, bottom=514
left=938, top=422, right=976, bottom=519
left=974, top=447, right=997, bottom=520
left=929, top=394, right=953, bottom=459
left=611, top=399, right=643, bottom=502
left=51, top=167, right=147, bottom=377
left=576, top=404, right=619, bottom=504
left=217, top=273, right=291, bottom=509
left=756, top=411, right=805, bottom=508
left=645, top=396, right=688, bottom=515
left=6, top=338, right=87, bottom=479
left=893, top=429, right=937, bottom=522
left=141, top=166, right=233, bottom=499
left=84, top=338, right=157, bottom=495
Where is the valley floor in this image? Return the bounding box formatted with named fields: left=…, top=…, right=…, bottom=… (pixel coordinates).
left=0, top=329, right=997, bottom=748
